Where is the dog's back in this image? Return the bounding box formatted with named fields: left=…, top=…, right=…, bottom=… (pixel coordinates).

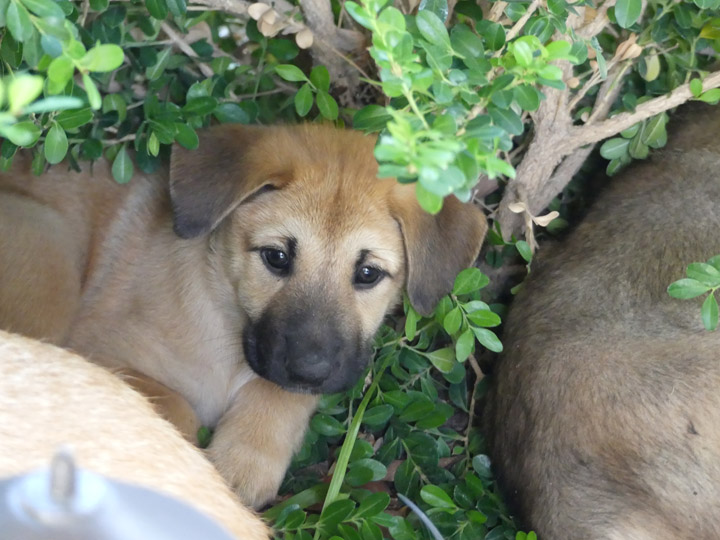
left=485, top=105, right=720, bottom=539
left=0, top=330, right=269, bottom=539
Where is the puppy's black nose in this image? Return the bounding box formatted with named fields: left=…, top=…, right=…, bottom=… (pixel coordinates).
left=286, top=353, right=331, bottom=385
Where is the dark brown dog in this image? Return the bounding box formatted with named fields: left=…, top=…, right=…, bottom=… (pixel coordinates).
left=485, top=104, right=720, bottom=539
left=0, top=124, right=486, bottom=507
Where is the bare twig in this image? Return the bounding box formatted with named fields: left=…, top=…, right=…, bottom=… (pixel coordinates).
left=160, top=22, right=214, bottom=79
left=568, top=70, right=720, bottom=149
left=505, top=0, right=542, bottom=43
left=297, top=0, right=366, bottom=108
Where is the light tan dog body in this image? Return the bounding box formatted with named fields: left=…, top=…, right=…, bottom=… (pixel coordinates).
left=485, top=105, right=720, bottom=539
left=0, top=330, right=269, bottom=540
left=0, top=124, right=486, bottom=507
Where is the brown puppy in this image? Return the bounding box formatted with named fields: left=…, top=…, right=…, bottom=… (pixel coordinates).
left=0, top=330, right=269, bottom=540
left=0, top=124, right=486, bottom=507
left=485, top=104, right=720, bottom=539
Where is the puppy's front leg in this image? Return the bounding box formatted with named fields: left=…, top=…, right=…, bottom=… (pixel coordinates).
left=207, top=378, right=318, bottom=508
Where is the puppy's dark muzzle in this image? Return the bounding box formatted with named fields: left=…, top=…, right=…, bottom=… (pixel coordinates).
left=243, top=305, right=368, bottom=394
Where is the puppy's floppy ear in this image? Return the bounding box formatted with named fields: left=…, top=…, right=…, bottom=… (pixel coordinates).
left=391, top=187, right=487, bottom=316
left=169, top=124, right=281, bottom=239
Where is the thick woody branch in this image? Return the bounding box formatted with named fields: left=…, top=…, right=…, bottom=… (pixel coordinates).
left=298, top=0, right=365, bottom=108
left=565, top=70, right=720, bottom=150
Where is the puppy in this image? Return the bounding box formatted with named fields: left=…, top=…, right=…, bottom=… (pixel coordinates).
left=0, top=330, right=269, bottom=540
left=485, top=104, right=720, bottom=539
left=0, top=124, right=487, bottom=506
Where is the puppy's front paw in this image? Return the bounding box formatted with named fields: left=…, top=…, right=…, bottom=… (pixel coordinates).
left=207, top=436, right=287, bottom=508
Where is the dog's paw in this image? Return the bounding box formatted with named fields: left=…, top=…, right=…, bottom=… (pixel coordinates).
left=207, top=437, right=287, bottom=508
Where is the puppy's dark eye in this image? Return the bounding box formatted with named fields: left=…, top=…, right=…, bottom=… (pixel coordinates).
left=261, top=248, right=291, bottom=275
left=354, top=265, right=384, bottom=288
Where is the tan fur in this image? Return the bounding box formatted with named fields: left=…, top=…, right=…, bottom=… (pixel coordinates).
left=0, top=124, right=486, bottom=507
left=485, top=104, right=720, bottom=539
left=0, top=330, right=269, bottom=539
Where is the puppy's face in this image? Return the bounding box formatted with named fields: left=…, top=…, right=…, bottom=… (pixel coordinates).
left=170, top=125, right=487, bottom=394
left=223, top=179, right=405, bottom=393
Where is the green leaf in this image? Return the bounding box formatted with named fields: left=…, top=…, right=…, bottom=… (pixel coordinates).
left=275, top=64, right=308, bottom=83
left=667, top=278, right=710, bottom=299
left=82, top=73, right=102, bottom=110
left=472, top=327, right=503, bottom=352
left=102, top=94, right=127, bottom=122
left=453, top=267, right=489, bottom=295
left=56, top=108, right=93, bottom=130
left=642, top=114, right=667, bottom=149
left=702, top=293, right=719, bottom=331
left=466, top=309, right=501, bottom=328
left=418, top=0, right=447, bottom=21
left=354, top=492, right=390, bottom=519
left=420, top=485, right=456, bottom=509
left=344, top=1, right=373, bottom=30
left=415, top=183, right=443, bottom=214
left=478, top=20, right=505, bottom=50
left=213, top=103, right=251, bottom=124
left=316, top=91, right=338, bottom=120
left=80, top=44, right=124, bottom=72
left=416, top=10, right=451, bottom=49
left=310, top=65, right=330, bottom=92
left=146, top=0, right=168, bottom=19
left=514, top=84, right=540, bottom=112
left=404, top=301, right=420, bottom=340
left=687, top=263, right=720, bottom=287
left=166, top=0, right=186, bottom=17
left=690, top=78, right=704, bottom=98
left=8, top=74, right=43, bottom=114
left=698, top=89, right=720, bottom=105
left=19, top=0, right=64, bottom=18
left=489, top=106, right=523, bottom=136
left=182, top=96, right=218, bottom=115
left=708, top=255, right=720, bottom=273
left=451, top=24, right=484, bottom=60
left=6, top=0, right=34, bottom=42
left=353, top=105, right=391, bottom=132
left=294, top=83, right=313, bottom=117
left=112, top=146, right=133, bottom=184
left=599, top=138, right=630, bottom=160
left=641, top=54, right=660, bottom=82
left=174, top=123, right=199, bottom=150
left=24, top=96, right=84, bottom=114
left=516, top=240, right=532, bottom=262
left=310, top=413, right=346, bottom=436
left=146, top=47, right=172, bottom=81
left=455, top=328, right=474, bottom=362
left=319, top=499, right=356, bottom=529
left=346, top=458, right=387, bottom=486
left=362, top=404, right=393, bottom=427
left=44, top=123, right=68, bottom=164
left=197, top=426, right=213, bottom=448
left=615, top=0, right=642, bottom=28
left=443, top=306, right=462, bottom=334
left=47, top=56, right=74, bottom=94
left=425, top=347, right=455, bottom=373
left=512, top=40, right=533, bottom=67
left=3, top=121, right=41, bottom=147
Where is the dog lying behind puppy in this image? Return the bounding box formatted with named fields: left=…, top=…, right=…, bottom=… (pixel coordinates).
left=0, top=330, right=269, bottom=540
left=0, top=124, right=487, bottom=506
left=485, top=104, right=720, bottom=539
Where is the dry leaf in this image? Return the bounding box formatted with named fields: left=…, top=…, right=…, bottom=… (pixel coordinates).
left=532, top=211, right=559, bottom=227
left=508, top=202, right=527, bottom=214
left=248, top=2, right=272, bottom=20
left=295, top=28, right=313, bottom=49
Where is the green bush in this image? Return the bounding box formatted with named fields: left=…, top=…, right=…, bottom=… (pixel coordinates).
left=3, top=0, right=720, bottom=538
